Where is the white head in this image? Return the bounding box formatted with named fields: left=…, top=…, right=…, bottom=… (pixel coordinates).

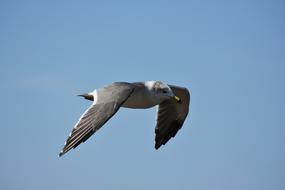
left=145, top=81, right=181, bottom=103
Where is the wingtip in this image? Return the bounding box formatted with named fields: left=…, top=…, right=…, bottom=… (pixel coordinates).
left=155, top=144, right=161, bottom=150
left=58, top=151, right=65, bottom=157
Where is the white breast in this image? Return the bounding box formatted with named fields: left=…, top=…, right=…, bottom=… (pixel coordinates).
left=122, top=88, right=162, bottom=109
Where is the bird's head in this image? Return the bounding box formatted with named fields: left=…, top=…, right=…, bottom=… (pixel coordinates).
left=145, top=81, right=182, bottom=103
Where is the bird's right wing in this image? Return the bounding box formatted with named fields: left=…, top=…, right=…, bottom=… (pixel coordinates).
left=59, top=83, right=135, bottom=157
left=155, top=85, right=190, bottom=149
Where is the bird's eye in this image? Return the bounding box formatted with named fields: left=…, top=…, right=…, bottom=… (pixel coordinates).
left=162, top=89, right=168, bottom=94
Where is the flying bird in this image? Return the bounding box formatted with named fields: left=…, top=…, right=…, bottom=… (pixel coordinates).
left=59, top=81, right=190, bottom=157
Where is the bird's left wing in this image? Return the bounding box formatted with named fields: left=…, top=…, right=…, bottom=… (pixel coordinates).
left=59, top=82, right=135, bottom=157
left=155, top=85, right=190, bottom=149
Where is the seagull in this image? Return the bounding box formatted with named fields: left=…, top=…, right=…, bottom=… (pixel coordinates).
left=59, top=81, right=190, bottom=157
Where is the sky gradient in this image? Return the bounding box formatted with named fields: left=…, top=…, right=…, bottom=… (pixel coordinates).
left=1, top=1, right=285, bottom=190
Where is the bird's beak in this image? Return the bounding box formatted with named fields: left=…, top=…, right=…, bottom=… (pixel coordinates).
left=78, top=93, right=94, bottom=101
left=173, top=95, right=182, bottom=104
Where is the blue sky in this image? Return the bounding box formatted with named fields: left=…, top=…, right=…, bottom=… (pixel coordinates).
left=1, top=1, right=285, bottom=190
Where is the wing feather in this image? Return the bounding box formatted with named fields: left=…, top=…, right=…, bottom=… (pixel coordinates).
left=59, top=83, right=135, bottom=156
left=155, top=85, right=190, bottom=149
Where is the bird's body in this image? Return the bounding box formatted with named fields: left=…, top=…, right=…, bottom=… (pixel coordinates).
left=122, top=82, right=168, bottom=108
left=59, top=81, right=190, bottom=157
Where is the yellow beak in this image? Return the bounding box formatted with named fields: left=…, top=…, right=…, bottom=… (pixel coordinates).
left=173, top=96, right=182, bottom=103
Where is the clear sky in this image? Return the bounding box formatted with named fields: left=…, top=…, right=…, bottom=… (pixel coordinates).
left=1, top=1, right=285, bottom=190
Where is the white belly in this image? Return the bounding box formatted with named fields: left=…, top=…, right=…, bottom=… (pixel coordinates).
left=122, top=88, right=162, bottom=109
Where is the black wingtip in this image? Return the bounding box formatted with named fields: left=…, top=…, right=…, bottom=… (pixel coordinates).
left=58, top=151, right=65, bottom=157
left=155, top=143, right=161, bottom=150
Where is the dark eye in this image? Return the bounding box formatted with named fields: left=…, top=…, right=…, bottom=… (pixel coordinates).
left=162, top=89, right=168, bottom=94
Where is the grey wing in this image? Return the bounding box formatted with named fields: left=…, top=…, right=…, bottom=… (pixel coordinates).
left=155, top=85, right=190, bottom=149
left=59, top=83, right=135, bottom=157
